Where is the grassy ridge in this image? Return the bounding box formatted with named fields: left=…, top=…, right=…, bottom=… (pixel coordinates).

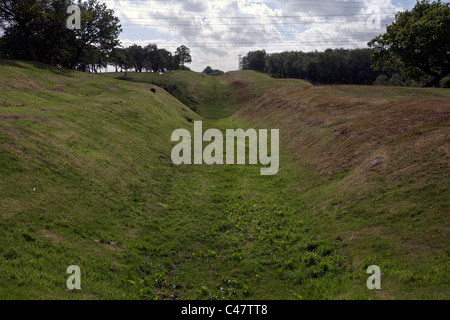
left=0, top=61, right=448, bottom=299
left=0, top=60, right=199, bottom=298
left=236, top=85, right=450, bottom=298
left=103, top=70, right=310, bottom=119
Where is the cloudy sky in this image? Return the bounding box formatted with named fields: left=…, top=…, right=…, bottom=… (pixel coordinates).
left=102, top=0, right=417, bottom=72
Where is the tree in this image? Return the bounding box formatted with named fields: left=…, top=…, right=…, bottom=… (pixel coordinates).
left=243, top=50, right=266, bottom=72
left=0, top=0, right=122, bottom=70
left=143, top=43, right=158, bottom=71
left=157, top=49, right=173, bottom=71
left=171, top=54, right=181, bottom=71
left=175, top=45, right=192, bottom=69
left=66, top=0, right=121, bottom=69
left=144, top=45, right=172, bottom=72
left=347, top=49, right=380, bottom=84
left=306, top=61, right=319, bottom=83
left=368, top=0, right=450, bottom=87
left=203, top=66, right=213, bottom=75
left=110, top=47, right=127, bottom=72
left=202, top=66, right=224, bottom=76
left=127, top=44, right=145, bottom=72
left=0, top=0, right=48, bottom=61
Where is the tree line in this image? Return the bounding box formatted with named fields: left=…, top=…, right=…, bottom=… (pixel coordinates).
left=242, top=48, right=382, bottom=85
left=241, top=1, right=449, bottom=87
left=111, top=44, right=192, bottom=74
left=0, top=0, right=192, bottom=73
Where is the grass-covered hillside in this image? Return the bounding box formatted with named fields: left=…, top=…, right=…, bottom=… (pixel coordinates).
left=236, top=84, right=450, bottom=299
left=0, top=61, right=448, bottom=300
left=104, top=70, right=310, bottom=119
left=0, top=60, right=199, bottom=299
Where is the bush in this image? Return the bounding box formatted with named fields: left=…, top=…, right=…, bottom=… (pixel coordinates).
left=374, top=73, right=408, bottom=87
left=373, top=74, right=390, bottom=86
left=440, top=77, right=450, bottom=88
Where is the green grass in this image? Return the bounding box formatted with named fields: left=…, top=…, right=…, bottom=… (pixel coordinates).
left=234, top=84, right=450, bottom=299
left=102, top=69, right=310, bottom=119
left=0, top=60, right=200, bottom=299
left=0, top=60, right=448, bottom=300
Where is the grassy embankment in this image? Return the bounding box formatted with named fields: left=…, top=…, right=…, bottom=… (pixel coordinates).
left=0, top=61, right=449, bottom=299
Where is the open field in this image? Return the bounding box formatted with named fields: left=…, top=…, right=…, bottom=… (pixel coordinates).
left=0, top=61, right=449, bottom=299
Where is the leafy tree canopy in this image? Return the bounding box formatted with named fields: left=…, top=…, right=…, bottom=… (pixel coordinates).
left=203, top=66, right=224, bottom=76
left=0, top=0, right=122, bottom=70
left=175, top=45, right=192, bottom=69
left=368, top=0, right=450, bottom=87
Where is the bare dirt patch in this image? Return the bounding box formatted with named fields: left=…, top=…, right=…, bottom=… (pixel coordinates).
left=3, top=142, right=23, bottom=153
left=42, top=229, right=60, bottom=244
left=0, top=114, right=26, bottom=120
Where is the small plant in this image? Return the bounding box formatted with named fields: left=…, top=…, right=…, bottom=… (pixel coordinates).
left=196, top=285, right=208, bottom=297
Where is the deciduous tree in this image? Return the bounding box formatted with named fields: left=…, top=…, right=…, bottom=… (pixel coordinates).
left=368, top=0, right=450, bottom=87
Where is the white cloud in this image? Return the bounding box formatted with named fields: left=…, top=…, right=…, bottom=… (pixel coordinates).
left=102, top=0, right=411, bottom=72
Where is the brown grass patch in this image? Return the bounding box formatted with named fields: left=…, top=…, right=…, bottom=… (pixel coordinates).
left=0, top=114, right=26, bottom=120
left=42, top=229, right=60, bottom=244
left=238, top=85, right=450, bottom=185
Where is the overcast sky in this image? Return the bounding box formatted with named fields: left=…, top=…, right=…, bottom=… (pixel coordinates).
left=102, top=0, right=416, bottom=72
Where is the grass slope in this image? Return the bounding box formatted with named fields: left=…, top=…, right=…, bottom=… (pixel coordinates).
left=103, top=70, right=310, bottom=119
left=0, top=60, right=199, bottom=299
left=237, top=85, right=450, bottom=299
left=0, top=61, right=448, bottom=300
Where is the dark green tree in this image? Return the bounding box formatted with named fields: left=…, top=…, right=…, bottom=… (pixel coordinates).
left=66, top=0, right=121, bottom=69
left=127, top=44, right=146, bottom=72
left=0, top=0, right=47, bottom=61
left=203, top=66, right=213, bottom=75
left=175, top=45, right=192, bottom=69
left=306, top=61, right=320, bottom=83
left=157, top=49, right=173, bottom=72
left=368, top=0, right=450, bottom=87
left=143, top=43, right=158, bottom=71
left=202, top=66, right=224, bottom=76
left=243, top=50, right=266, bottom=72
left=110, top=47, right=128, bottom=72
left=171, top=54, right=181, bottom=71
left=0, top=0, right=122, bottom=70
left=243, top=48, right=380, bottom=84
